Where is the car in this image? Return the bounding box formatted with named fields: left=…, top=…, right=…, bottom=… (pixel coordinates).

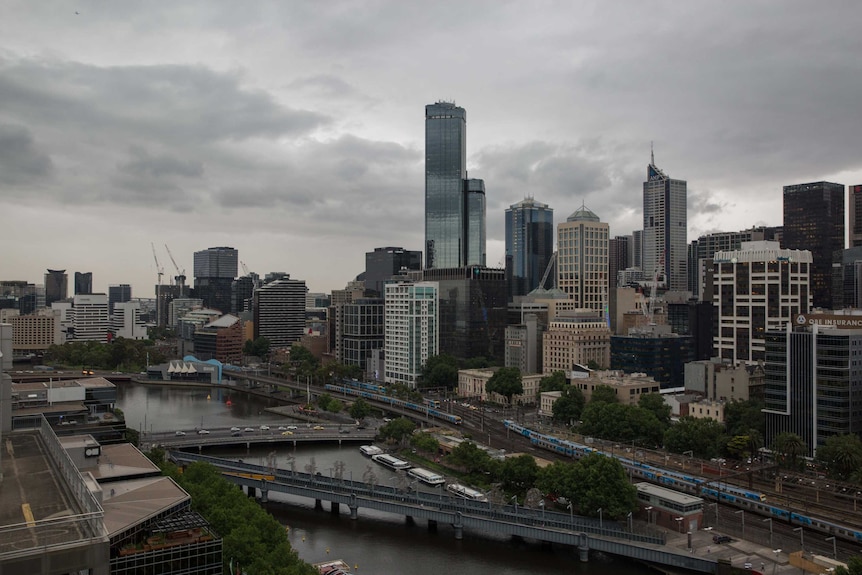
left=277, top=426, right=287, bottom=431
left=175, top=430, right=186, bottom=436
left=712, top=534, right=732, bottom=544
left=230, top=426, right=241, bottom=432
left=286, top=425, right=298, bottom=430
left=260, top=425, right=270, bottom=431
left=231, top=431, right=242, bottom=437
left=281, top=431, right=294, bottom=436
left=244, top=427, right=255, bottom=432
left=197, top=429, right=210, bottom=435
left=313, top=425, right=325, bottom=430
left=339, top=429, right=350, bottom=434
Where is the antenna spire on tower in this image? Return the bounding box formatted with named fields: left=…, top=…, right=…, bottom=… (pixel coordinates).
left=650, top=141, right=655, bottom=165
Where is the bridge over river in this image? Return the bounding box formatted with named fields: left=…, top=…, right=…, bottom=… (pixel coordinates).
left=169, top=450, right=722, bottom=573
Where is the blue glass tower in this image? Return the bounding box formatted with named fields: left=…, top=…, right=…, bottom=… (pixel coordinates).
left=505, top=198, right=554, bottom=299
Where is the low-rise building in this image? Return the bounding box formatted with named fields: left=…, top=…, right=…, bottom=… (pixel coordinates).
left=684, top=358, right=765, bottom=402
left=569, top=369, right=662, bottom=405
left=457, top=367, right=543, bottom=405
left=542, top=310, right=611, bottom=373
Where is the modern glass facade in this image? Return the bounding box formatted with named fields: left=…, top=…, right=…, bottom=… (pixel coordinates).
left=505, top=198, right=554, bottom=299
left=464, top=178, right=486, bottom=267
left=338, top=298, right=384, bottom=370
left=108, top=284, right=132, bottom=315
left=425, top=102, right=467, bottom=269
left=643, top=161, right=687, bottom=291
left=610, top=333, right=694, bottom=388
left=74, top=272, right=93, bottom=295
left=364, top=247, right=422, bottom=297
left=44, top=269, right=68, bottom=306
left=782, top=181, right=844, bottom=310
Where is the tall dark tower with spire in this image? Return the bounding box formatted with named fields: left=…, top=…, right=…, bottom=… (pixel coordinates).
left=643, top=149, right=687, bottom=291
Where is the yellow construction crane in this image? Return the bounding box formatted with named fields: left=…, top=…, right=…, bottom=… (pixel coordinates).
left=164, top=244, right=186, bottom=289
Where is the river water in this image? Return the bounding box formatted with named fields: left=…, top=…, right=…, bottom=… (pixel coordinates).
left=117, top=381, right=651, bottom=574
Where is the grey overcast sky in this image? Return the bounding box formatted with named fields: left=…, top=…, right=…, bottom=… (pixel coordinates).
left=3, top=1, right=862, bottom=295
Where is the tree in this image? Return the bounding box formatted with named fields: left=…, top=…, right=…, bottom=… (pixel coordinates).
left=664, top=416, right=726, bottom=459
left=638, top=393, right=671, bottom=427
left=378, top=417, right=416, bottom=445
left=539, top=371, right=568, bottom=393
left=816, top=434, right=862, bottom=480
left=590, top=384, right=618, bottom=404
left=537, top=461, right=580, bottom=504
left=579, top=402, right=664, bottom=447
left=485, top=367, right=523, bottom=405
left=348, top=398, right=372, bottom=420
left=499, top=455, right=539, bottom=495
left=724, top=399, right=765, bottom=437
left=772, top=432, right=807, bottom=470
left=446, top=440, right=496, bottom=481
left=419, top=354, right=459, bottom=390
left=835, top=555, right=862, bottom=575
left=410, top=432, right=440, bottom=455
left=462, top=356, right=490, bottom=369
left=551, top=386, right=585, bottom=425
left=570, top=453, right=638, bottom=519
left=289, top=344, right=320, bottom=380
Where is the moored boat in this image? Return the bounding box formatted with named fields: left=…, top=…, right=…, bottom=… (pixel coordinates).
left=446, top=482, right=488, bottom=502
left=371, top=453, right=412, bottom=471
left=359, top=445, right=383, bottom=457
left=407, top=466, right=446, bottom=486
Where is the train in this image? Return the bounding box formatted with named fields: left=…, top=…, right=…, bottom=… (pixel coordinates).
left=503, top=420, right=862, bottom=543
left=338, top=378, right=387, bottom=395
left=324, top=383, right=463, bottom=426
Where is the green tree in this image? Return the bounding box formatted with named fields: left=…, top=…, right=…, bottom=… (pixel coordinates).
left=378, top=417, right=416, bottom=445
left=537, top=461, right=580, bottom=504
left=447, top=440, right=496, bottom=481
left=462, top=356, right=490, bottom=369
left=816, top=434, right=862, bottom=480
left=835, top=555, right=862, bottom=575
left=410, top=432, right=440, bottom=455
left=638, top=393, right=671, bottom=427
left=348, top=398, right=372, bottom=420
left=663, top=416, right=726, bottom=459
left=571, top=453, right=638, bottom=519
left=772, top=432, right=807, bottom=470
left=590, top=384, right=618, bottom=404
left=539, top=371, right=568, bottom=393
left=724, top=399, right=765, bottom=437
left=420, top=354, right=459, bottom=390
left=289, top=344, right=320, bottom=381
left=580, top=402, right=664, bottom=447
left=551, top=386, right=585, bottom=425
left=485, top=367, right=524, bottom=405
left=499, top=455, right=539, bottom=495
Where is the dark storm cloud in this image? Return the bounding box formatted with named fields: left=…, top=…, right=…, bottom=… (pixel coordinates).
left=118, top=145, right=204, bottom=179
left=286, top=75, right=375, bottom=102
left=0, top=123, right=53, bottom=184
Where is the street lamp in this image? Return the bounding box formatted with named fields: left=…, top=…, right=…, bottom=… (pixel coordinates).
left=683, top=450, right=693, bottom=469
left=566, top=502, right=574, bottom=530
left=597, top=508, right=603, bottom=529
left=793, top=527, right=804, bottom=551
left=627, top=511, right=633, bottom=532
left=644, top=506, right=653, bottom=525
left=675, top=517, right=684, bottom=534
left=510, top=495, right=518, bottom=515
left=735, top=510, right=745, bottom=539
left=763, top=518, right=773, bottom=548
left=539, top=500, right=545, bottom=523
left=826, top=536, right=837, bottom=559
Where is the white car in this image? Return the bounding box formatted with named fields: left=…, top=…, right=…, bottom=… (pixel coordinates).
left=260, top=425, right=270, bottom=431
left=197, top=429, right=210, bottom=435
left=175, top=430, right=186, bottom=436
left=230, top=426, right=241, bottom=432
left=277, top=426, right=287, bottom=431
left=286, top=425, right=298, bottom=430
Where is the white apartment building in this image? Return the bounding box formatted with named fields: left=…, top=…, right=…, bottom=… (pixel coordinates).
left=111, top=301, right=147, bottom=340
left=557, top=204, right=609, bottom=314
left=384, top=281, right=438, bottom=388
left=713, top=241, right=812, bottom=363
left=67, top=294, right=109, bottom=342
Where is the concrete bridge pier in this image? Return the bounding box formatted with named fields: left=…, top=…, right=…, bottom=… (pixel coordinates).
left=330, top=502, right=340, bottom=515
left=259, top=487, right=268, bottom=503
left=247, top=486, right=256, bottom=498
left=452, top=512, right=463, bottom=540
left=405, top=516, right=415, bottom=526
left=349, top=504, right=358, bottom=519
left=576, top=533, right=589, bottom=563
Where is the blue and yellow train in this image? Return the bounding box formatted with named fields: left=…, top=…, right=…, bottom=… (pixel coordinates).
left=504, top=420, right=862, bottom=543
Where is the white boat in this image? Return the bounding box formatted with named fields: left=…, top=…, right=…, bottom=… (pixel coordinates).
left=446, top=482, right=488, bottom=502
left=371, top=453, right=412, bottom=471
left=359, top=445, right=383, bottom=457
left=407, top=467, right=446, bottom=486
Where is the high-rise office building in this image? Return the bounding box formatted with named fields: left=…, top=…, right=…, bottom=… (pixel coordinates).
left=336, top=298, right=384, bottom=371
left=71, top=293, right=109, bottom=342
left=505, top=198, right=554, bottom=300
left=74, top=272, right=93, bottom=295
left=108, top=284, right=132, bottom=316
left=642, top=154, right=687, bottom=291
left=193, top=247, right=238, bottom=313
left=384, top=281, right=439, bottom=387
left=632, top=230, right=643, bottom=270
left=713, top=241, right=812, bottom=363
left=557, top=204, right=609, bottom=313
left=783, top=181, right=844, bottom=310
left=253, top=276, right=306, bottom=348
left=835, top=246, right=862, bottom=310
left=424, top=102, right=485, bottom=269
left=765, top=320, right=862, bottom=457
left=44, top=269, right=68, bottom=306
left=364, top=247, right=422, bottom=297
left=850, top=185, right=862, bottom=248
left=609, top=235, right=632, bottom=292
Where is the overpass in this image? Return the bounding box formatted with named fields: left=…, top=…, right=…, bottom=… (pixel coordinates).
left=148, top=426, right=377, bottom=451
left=169, top=451, right=721, bottom=573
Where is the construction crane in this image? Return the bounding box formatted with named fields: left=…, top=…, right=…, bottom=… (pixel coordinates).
left=151, top=242, right=165, bottom=327
left=536, top=251, right=557, bottom=290
left=643, top=260, right=663, bottom=326
left=151, top=242, right=164, bottom=286
left=164, top=244, right=186, bottom=289
left=240, top=261, right=259, bottom=290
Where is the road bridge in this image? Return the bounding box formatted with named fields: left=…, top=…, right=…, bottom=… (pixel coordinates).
left=148, top=426, right=377, bottom=451
left=169, top=451, right=722, bottom=573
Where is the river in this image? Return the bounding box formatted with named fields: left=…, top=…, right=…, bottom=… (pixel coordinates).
left=117, top=380, right=652, bottom=574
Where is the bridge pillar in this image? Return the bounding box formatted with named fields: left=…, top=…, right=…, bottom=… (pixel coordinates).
left=576, top=532, right=589, bottom=563
left=330, top=502, right=340, bottom=515
left=260, top=488, right=268, bottom=503
left=315, top=499, right=323, bottom=511
left=349, top=505, right=358, bottom=520
left=453, top=512, right=463, bottom=540
left=405, top=516, right=415, bottom=526
left=248, top=486, right=257, bottom=499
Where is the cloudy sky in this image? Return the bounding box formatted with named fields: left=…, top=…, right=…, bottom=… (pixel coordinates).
left=3, top=1, right=862, bottom=296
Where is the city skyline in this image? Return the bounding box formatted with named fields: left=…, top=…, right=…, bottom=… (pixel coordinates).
left=2, top=2, right=862, bottom=294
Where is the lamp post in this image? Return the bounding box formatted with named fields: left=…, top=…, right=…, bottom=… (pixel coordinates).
left=644, top=506, right=653, bottom=525
left=567, top=502, right=574, bottom=530
left=735, top=509, right=745, bottom=539
left=683, top=450, right=693, bottom=469
left=597, top=508, right=603, bottom=529
left=511, top=495, right=518, bottom=515
left=627, top=512, right=633, bottom=532
left=763, top=518, right=773, bottom=548
left=675, top=517, right=684, bottom=534
left=793, top=527, right=804, bottom=551
left=826, top=536, right=837, bottom=559
left=539, top=500, right=545, bottom=523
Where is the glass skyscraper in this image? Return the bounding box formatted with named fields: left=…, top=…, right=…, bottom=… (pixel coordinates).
left=424, top=102, right=485, bottom=269
left=505, top=198, right=554, bottom=299
left=643, top=155, right=687, bottom=291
